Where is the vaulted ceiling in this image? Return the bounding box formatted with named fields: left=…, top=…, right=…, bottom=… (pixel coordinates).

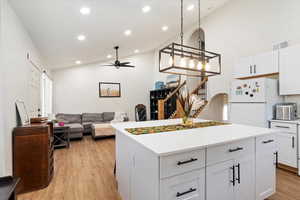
left=9, top=0, right=231, bottom=69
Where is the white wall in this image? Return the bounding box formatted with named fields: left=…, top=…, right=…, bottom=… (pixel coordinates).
left=197, top=0, right=300, bottom=98
left=0, top=0, right=5, bottom=177
left=154, top=0, right=300, bottom=101
left=0, top=0, right=44, bottom=176
left=53, top=52, right=155, bottom=120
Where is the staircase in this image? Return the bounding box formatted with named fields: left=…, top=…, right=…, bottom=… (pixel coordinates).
left=158, top=77, right=209, bottom=120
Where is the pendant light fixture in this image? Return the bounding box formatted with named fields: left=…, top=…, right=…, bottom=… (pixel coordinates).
left=159, top=0, right=221, bottom=77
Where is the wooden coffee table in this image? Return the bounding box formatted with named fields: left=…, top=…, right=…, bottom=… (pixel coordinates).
left=53, top=125, right=70, bottom=149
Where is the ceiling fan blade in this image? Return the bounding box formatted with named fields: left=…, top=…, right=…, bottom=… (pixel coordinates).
left=119, top=62, right=130, bottom=65
left=100, top=64, right=115, bottom=67
left=120, top=65, right=135, bottom=68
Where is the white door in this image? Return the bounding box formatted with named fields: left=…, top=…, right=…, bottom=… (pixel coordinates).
left=256, top=136, right=276, bottom=200
left=279, top=44, right=300, bottom=95
left=276, top=132, right=297, bottom=168
left=161, top=169, right=205, bottom=200
left=233, top=57, right=252, bottom=79
left=253, top=51, right=279, bottom=76
left=230, top=103, right=267, bottom=127
left=206, top=160, right=235, bottom=200
left=235, top=155, right=255, bottom=200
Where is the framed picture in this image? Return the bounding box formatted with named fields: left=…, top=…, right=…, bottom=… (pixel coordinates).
left=99, top=82, right=121, bottom=97
left=15, top=100, right=30, bottom=126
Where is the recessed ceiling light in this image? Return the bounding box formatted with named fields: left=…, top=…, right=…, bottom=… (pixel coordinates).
left=80, top=7, right=91, bottom=15
left=77, top=35, right=86, bottom=41
left=134, top=49, right=140, bottom=53
left=142, top=5, right=151, bottom=13
left=187, top=4, right=195, bottom=11
left=124, top=30, right=132, bottom=36
left=107, top=54, right=112, bottom=59
left=162, top=26, right=169, bottom=31
left=75, top=60, right=81, bottom=64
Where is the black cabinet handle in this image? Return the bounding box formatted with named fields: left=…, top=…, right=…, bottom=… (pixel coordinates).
left=292, top=136, right=295, bottom=148
left=254, top=65, right=257, bottom=74
left=275, top=125, right=290, bottom=129
left=176, top=188, right=197, bottom=197
left=262, top=139, right=274, bottom=144
left=230, top=165, right=235, bottom=186
left=236, top=163, right=241, bottom=184
left=177, top=158, right=198, bottom=166
left=274, top=151, right=279, bottom=167
left=250, top=65, right=252, bottom=74
left=229, top=147, right=244, bottom=153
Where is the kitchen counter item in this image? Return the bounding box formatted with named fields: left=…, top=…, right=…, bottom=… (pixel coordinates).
left=275, top=103, right=297, bottom=121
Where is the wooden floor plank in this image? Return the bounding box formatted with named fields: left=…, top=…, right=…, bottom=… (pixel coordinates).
left=18, top=137, right=300, bottom=200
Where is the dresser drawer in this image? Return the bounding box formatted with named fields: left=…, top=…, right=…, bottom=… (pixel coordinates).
left=256, top=134, right=277, bottom=153
left=160, top=149, right=205, bottom=179
left=160, top=169, right=205, bottom=200
left=207, top=138, right=255, bottom=166
left=270, top=122, right=297, bottom=134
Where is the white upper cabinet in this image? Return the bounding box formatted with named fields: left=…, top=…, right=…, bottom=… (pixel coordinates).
left=233, top=57, right=253, bottom=78
left=234, top=51, right=279, bottom=79
left=279, top=44, right=300, bottom=95
left=253, top=51, right=279, bottom=76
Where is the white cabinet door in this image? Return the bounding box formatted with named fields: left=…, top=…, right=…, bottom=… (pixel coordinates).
left=256, top=135, right=276, bottom=200
left=160, top=169, right=205, bottom=200
left=253, top=51, right=279, bottom=76
left=276, top=132, right=297, bottom=168
left=235, top=155, right=255, bottom=200
left=279, top=44, right=300, bottom=95
left=206, top=160, right=235, bottom=200
left=233, top=57, right=252, bottom=79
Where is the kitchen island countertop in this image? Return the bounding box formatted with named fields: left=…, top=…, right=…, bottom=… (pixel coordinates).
left=112, top=118, right=278, bottom=156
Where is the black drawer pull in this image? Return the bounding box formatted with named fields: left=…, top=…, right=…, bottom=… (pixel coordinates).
left=274, top=151, right=279, bottom=167
left=229, top=147, right=244, bottom=153
left=236, top=163, right=241, bottom=184
left=176, top=188, right=197, bottom=197
left=275, top=125, right=290, bottom=129
left=230, top=165, right=235, bottom=186
left=177, top=158, right=198, bottom=166
left=263, top=139, right=274, bottom=144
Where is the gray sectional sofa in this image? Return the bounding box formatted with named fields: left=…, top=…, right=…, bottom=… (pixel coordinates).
left=55, top=112, right=121, bottom=140
left=55, top=113, right=84, bottom=139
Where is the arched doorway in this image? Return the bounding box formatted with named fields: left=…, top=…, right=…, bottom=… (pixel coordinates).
left=198, top=93, right=229, bottom=121
left=186, top=28, right=206, bottom=91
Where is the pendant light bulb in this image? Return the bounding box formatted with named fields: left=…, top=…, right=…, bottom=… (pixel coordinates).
left=169, top=56, right=174, bottom=66
left=189, top=59, right=195, bottom=68
left=180, top=57, right=186, bottom=67
left=205, top=62, right=210, bottom=70
left=197, top=61, right=203, bottom=70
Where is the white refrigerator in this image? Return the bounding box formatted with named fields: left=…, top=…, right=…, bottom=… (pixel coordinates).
left=230, top=78, right=282, bottom=128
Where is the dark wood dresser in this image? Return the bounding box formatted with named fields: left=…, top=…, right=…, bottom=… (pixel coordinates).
left=13, top=123, right=54, bottom=194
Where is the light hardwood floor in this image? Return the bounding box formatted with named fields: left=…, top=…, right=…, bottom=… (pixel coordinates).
left=18, top=137, right=300, bottom=200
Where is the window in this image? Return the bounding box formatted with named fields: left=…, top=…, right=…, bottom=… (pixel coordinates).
left=41, top=72, right=53, bottom=117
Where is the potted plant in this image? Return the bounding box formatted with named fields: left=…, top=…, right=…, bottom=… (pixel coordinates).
left=177, top=91, right=194, bottom=126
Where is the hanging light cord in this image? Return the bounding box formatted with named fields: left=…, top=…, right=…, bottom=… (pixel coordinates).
left=180, top=0, right=184, bottom=46
left=198, top=0, right=201, bottom=49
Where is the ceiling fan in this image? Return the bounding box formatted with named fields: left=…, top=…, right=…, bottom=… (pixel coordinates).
left=102, top=46, right=135, bottom=69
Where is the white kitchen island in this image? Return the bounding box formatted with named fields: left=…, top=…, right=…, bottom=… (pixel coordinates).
left=112, top=119, right=278, bottom=200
